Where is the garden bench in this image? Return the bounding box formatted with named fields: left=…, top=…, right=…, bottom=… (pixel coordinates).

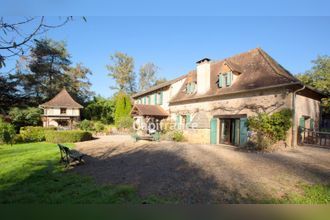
left=58, top=144, right=85, bottom=166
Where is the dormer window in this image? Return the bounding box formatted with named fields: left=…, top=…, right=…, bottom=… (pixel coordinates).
left=218, top=72, right=233, bottom=88
left=185, top=82, right=196, bottom=94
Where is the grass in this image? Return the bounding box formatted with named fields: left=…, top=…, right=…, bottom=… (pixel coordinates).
left=0, top=142, right=170, bottom=204
left=277, top=184, right=330, bottom=204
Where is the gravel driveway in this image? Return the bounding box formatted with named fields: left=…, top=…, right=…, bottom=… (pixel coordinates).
left=74, top=135, right=330, bottom=203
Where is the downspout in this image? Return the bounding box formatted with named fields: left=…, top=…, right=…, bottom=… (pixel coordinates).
left=291, top=85, right=305, bottom=147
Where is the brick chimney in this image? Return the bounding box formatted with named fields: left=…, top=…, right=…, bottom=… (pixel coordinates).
left=196, top=58, right=211, bottom=94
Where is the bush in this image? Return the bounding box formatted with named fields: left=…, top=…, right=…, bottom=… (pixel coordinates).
left=247, top=108, right=292, bottom=150
left=93, top=121, right=105, bottom=133
left=45, top=130, right=92, bottom=143
left=9, top=107, right=42, bottom=131
left=79, top=119, right=94, bottom=131
left=0, top=119, right=16, bottom=145
left=116, top=117, right=133, bottom=130
left=19, top=126, right=56, bottom=142
left=161, top=130, right=184, bottom=142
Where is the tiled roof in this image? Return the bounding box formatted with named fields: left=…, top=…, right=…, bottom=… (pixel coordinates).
left=170, top=48, right=301, bottom=103
left=131, top=104, right=168, bottom=117
left=39, top=89, right=83, bottom=108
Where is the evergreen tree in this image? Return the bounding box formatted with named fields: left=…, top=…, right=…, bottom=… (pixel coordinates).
left=114, top=92, right=132, bottom=127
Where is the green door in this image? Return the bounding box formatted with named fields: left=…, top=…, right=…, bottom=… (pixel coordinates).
left=210, top=118, right=217, bottom=144
left=239, top=118, right=248, bottom=145
left=299, top=117, right=305, bottom=129
left=310, top=118, right=314, bottom=130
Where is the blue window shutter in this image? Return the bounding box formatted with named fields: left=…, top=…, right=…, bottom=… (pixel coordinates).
left=218, top=74, right=223, bottom=88
left=160, top=91, right=163, bottom=105
left=154, top=94, right=157, bottom=105
left=210, top=118, right=217, bottom=144
left=143, top=97, right=146, bottom=104
left=148, top=95, right=151, bottom=104
left=239, top=118, right=248, bottom=145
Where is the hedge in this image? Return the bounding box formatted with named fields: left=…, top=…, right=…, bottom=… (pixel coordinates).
left=20, top=126, right=57, bottom=142
left=45, top=130, right=92, bottom=143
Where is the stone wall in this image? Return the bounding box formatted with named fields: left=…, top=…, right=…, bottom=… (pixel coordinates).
left=183, top=129, right=210, bottom=144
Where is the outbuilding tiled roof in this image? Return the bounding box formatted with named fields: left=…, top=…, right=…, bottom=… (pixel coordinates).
left=131, top=104, right=168, bottom=117
left=39, top=89, right=83, bottom=108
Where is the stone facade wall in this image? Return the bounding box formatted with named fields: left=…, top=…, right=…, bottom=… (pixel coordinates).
left=169, top=88, right=293, bottom=144
left=183, top=129, right=210, bottom=144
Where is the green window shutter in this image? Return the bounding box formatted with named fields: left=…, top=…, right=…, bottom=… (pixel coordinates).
left=227, top=72, right=232, bottom=86
left=186, top=114, right=191, bottom=128
left=239, top=118, right=248, bottom=145
left=218, top=74, right=223, bottom=88
left=154, top=93, right=157, bottom=105
left=191, top=83, right=195, bottom=93
left=210, top=118, right=217, bottom=144
left=299, top=117, right=305, bottom=128
left=176, top=115, right=180, bottom=129
left=143, top=97, right=146, bottom=104
left=148, top=95, right=151, bottom=104
left=159, top=91, right=163, bottom=105
left=310, top=118, right=314, bottom=130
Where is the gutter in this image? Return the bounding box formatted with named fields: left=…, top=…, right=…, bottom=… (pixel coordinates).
left=291, top=84, right=305, bottom=147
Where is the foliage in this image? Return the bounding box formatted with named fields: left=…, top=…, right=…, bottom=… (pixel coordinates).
left=45, top=130, right=92, bottom=143
left=0, top=119, right=16, bottom=145
left=83, top=96, right=115, bottom=124
left=161, top=130, right=184, bottom=142
left=78, top=119, right=94, bottom=131
left=9, top=107, right=42, bottom=131
left=247, top=108, right=292, bottom=150
left=106, top=52, right=136, bottom=94
left=296, top=55, right=330, bottom=111
left=13, top=38, right=93, bottom=106
left=154, top=77, right=167, bottom=86
left=19, top=126, right=56, bottom=142
left=116, top=117, right=134, bottom=130
left=93, top=121, right=105, bottom=133
left=0, top=75, right=22, bottom=112
left=139, top=62, right=158, bottom=91
left=114, top=92, right=132, bottom=128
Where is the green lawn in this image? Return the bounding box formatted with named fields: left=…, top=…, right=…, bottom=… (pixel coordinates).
left=0, top=142, right=167, bottom=204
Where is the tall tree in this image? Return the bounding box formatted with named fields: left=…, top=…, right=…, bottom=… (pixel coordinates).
left=106, top=52, right=136, bottom=94
left=139, top=62, right=158, bottom=91
left=114, top=92, right=132, bottom=127
left=64, top=63, right=94, bottom=105
left=14, top=38, right=92, bottom=106
left=296, top=55, right=330, bottom=110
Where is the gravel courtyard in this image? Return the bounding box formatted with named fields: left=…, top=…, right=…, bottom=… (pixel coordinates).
left=74, top=135, right=330, bottom=203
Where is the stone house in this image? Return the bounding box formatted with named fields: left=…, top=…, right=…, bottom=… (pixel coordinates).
left=131, top=48, right=325, bottom=147
left=39, top=89, right=83, bottom=129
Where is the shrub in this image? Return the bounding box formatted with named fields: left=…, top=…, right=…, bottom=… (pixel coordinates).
left=114, top=92, right=132, bottom=128
left=161, top=130, right=184, bottom=142
left=19, top=126, right=56, bottom=142
left=116, top=116, right=133, bottom=130
left=0, top=119, right=16, bottom=145
left=45, top=130, right=92, bottom=143
left=247, top=108, right=292, bottom=150
left=93, top=121, right=105, bottom=133
left=9, top=107, right=42, bottom=131
left=79, top=119, right=94, bottom=131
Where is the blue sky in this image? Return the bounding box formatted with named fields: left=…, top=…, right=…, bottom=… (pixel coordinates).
left=1, top=2, right=330, bottom=98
